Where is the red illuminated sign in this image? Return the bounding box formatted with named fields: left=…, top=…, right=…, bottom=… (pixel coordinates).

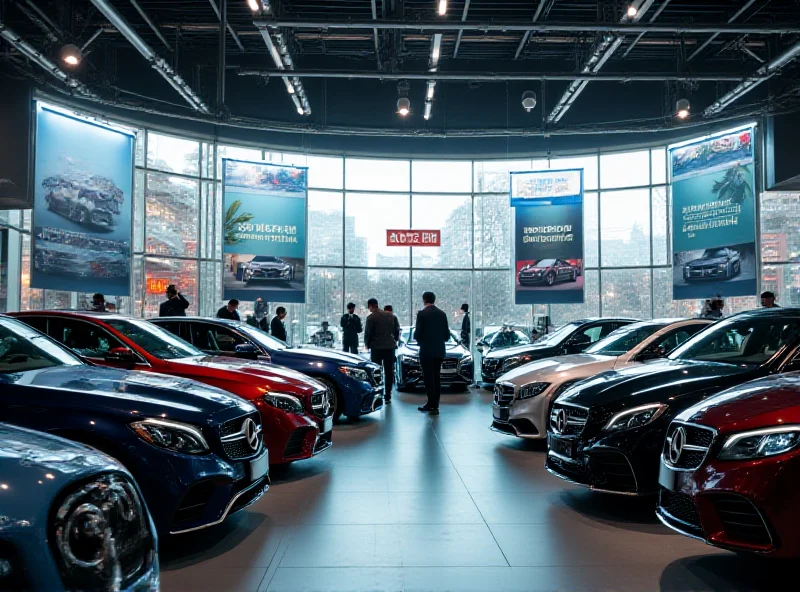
left=386, top=230, right=441, bottom=247
left=146, top=278, right=170, bottom=294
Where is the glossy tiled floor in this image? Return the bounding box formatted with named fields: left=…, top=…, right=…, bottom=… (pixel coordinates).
left=161, top=388, right=785, bottom=591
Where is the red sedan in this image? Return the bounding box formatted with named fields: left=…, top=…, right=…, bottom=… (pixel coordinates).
left=657, top=372, right=800, bottom=557
left=11, top=311, right=334, bottom=465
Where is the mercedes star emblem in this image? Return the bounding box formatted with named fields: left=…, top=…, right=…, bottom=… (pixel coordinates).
left=669, top=426, right=686, bottom=465
left=555, top=409, right=568, bottom=434
left=244, top=418, right=259, bottom=451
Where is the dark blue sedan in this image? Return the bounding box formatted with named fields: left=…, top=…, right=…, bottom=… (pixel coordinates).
left=0, top=423, right=159, bottom=591
left=0, top=316, right=269, bottom=536
left=151, top=317, right=385, bottom=421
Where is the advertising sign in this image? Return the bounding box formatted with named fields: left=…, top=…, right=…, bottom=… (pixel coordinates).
left=669, top=126, right=757, bottom=300
left=510, top=168, right=583, bottom=206
left=146, top=278, right=170, bottom=294
left=386, top=229, right=441, bottom=246
left=222, top=159, right=307, bottom=303
left=513, top=169, right=584, bottom=305
left=31, top=105, right=134, bottom=295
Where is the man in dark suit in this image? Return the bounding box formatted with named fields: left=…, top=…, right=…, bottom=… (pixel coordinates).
left=365, top=298, right=397, bottom=403
left=271, top=307, right=288, bottom=342
left=413, top=291, right=450, bottom=415
left=460, top=303, right=471, bottom=345
left=340, top=302, right=362, bottom=354
left=159, top=285, right=190, bottom=317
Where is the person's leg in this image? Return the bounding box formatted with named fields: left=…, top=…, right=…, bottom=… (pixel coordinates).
left=419, top=357, right=436, bottom=410
left=429, top=357, right=443, bottom=410
left=383, top=349, right=395, bottom=401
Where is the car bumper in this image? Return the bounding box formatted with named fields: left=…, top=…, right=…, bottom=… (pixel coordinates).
left=398, top=362, right=474, bottom=388
left=518, top=275, right=547, bottom=285
left=656, top=452, right=800, bottom=557
left=252, top=399, right=324, bottom=464
left=490, top=394, right=549, bottom=440
left=683, top=268, right=731, bottom=281
left=335, top=375, right=384, bottom=417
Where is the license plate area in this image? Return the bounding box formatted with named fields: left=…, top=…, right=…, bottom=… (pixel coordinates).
left=658, top=461, right=691, bottom=492
left=249, top=452, right=269, bottom=482
left=493, top=405, right=510, bottom=421
left=548, top=434, right=575, bottom=459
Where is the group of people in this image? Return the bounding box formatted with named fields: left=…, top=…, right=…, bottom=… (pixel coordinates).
left=700, top=290, right=780, bottom=319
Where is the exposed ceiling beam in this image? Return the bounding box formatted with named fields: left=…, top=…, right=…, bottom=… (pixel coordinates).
left=515, top=0, right=552, bottom=59
left=129, top=0, right=172, bottom=52
left=622, top=0, right=673, bottom=58
left=15, top=0, right=60, bottom=43
left=371, top=0, right=382, bottom=69
left=452, top=0, right=470, bottom=58
left=253, top=22, right=311, bottom=115
left=208, top=0, right=246, bottom=53
left=688, top=0, right=758, bottom=61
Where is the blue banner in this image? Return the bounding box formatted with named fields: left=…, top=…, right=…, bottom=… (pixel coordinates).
left=222, top=159, right=307, bottom=303
left=31, top=106, right=133, bottom=295
left=513, top=170, right=584, bottom=304
left=669, top=126, right=757, bottom=300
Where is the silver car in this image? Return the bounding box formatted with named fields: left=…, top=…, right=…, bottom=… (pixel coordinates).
left=490, top=318, right=714, bottom=440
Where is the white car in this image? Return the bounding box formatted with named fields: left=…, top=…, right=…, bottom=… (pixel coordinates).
left=490, top=318, right=714, bottom=440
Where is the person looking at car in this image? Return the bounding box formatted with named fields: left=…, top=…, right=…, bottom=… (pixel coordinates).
left=271, top=307, right=288, bottom=342
left=341, top=302, right=362, bottom=354
left=159, top=284, right=190, bottom=317
left=365, top=298, right=397, bottom=404
left=414, top=291, right=450, bottom=416
left=217, top=299, right=240, bottom=321
left=460, top=303, right=471, bottom=345
left=761, top=291, right=780, bottom=308
left=384, top=305, right=401, bottom=346
left=255, top=297, right=269, bottom=329
left=90, top=293, right=106, bottom=312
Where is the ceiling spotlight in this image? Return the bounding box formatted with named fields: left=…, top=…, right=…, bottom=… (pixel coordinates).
left=424, top=102, right=432, bottom=120
left=521, top=90, right=537, bottom=112
left=247, top=0, right=260, bottom=11
left=676, top=98, right=691, bottom=119
left=297, top=106, right=305, bottom=115
left=438, top=0, right=447, bottom=16
left=626, top=4, right=638, bottom=18
left=397, top=97, right=411, bottom=116
left=426, top=81, right=436, bottom=100
left=60, top=44, right=82, bottom=67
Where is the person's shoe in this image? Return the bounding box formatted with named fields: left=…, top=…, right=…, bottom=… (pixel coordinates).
left=385, top=397, right=392, bottom=404
left=428, top=408, right=440, bottom=416
left=418, top=405, right=432, bottom=412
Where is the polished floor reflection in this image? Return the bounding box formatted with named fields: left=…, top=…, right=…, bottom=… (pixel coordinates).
left=161, top=388, right=785, bottom=591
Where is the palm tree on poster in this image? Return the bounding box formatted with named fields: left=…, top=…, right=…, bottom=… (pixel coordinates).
left=224, top=200, right=254, bottom=245
left=712, top=165, right=753, bottom=204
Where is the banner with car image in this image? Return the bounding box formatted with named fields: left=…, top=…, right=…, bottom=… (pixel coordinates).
left=31, top=105, right=134, bottom=295
left=670, top=126, right=757, bottom=300
left=222, top=158, right=307, bottom=303
left=513, top=169, right=584, bottom=304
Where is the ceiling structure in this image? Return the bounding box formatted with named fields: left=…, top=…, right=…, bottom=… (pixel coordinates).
left=2, top=0, right=800, bottom=139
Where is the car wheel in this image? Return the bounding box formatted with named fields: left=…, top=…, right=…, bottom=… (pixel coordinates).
left=317, top=377, right=344, bottom=423
left=546, top=272, right=555, bottom=286
left=570, top=270, right=577, bottom=282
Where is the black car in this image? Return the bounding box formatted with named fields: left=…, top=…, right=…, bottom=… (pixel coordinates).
left=683, top=247, right=742, bottom=282
left=396, top=326, right=474, bottom=392
left=480, top=318, right=636, bottom=385
left=546, top=308, right=800, bottom=495
left=518, top=259, right=578, bottom=286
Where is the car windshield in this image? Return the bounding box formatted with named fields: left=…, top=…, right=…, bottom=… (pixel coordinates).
left=0, top=318, right=82, bottom=373
left=534, top=322, right=582, bottom=346
left=236, top=323, right=288, bottom=350
left=403, top=328, right=459, bottom=346
left=489, top=331, right=530, bottom=348
left=252, top=256, right=279, bottom=262
left=669, top=316, right=800, bottom=366
left=703, top=249, right=727, bottom=258
left=536, top=259, right=556, bottom=267
left=586, top=323, right=666, bottom=356
left=105, top=319, right=204, bottom=360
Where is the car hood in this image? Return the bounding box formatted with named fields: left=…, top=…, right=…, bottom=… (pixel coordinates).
left=168, top=355, right=325, bottom=396
left=400, top=342, right=467, bottom=357
left=0, top=423, right=123, bottom=532
left=676, top=372, right=800, bottom=434
left=498, top=354, right=617, bottom=385
left=249, top=261, right=287, bottom=269
left=0, top=365, right=252, bottom=420
left=686, top=256, right=729, bottom=266
left=520, top=266, right=546, bottom=272
left=485, top=341, right=558, bottom=360
left=557, top=359, right=754, bottom=409
left=284, top=346, right=369, bottom=367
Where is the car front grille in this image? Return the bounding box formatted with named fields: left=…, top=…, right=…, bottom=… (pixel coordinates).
left=549, top=404, right=589, bottom=436
left=284, top=428, right=315, bottom=459
left=708, top=493, right=773, bottom=548
left=663, top=422, right=715, bottom=470
left=219, top=412, right=262, bottom=460
left=481, top=358, right=503, bottom=380
left=659, top=487, right=703, bottom=533
left=311, top=388, right=334, bottom=419
left=587, top=449, right=637, bottom=493
left=442, top=358, right=458, bottom=370
left=493, top=383, right=514, bottom=406
left=174, top=480, right=217, bottom=525
left=369, top=366, right=384, bottom=387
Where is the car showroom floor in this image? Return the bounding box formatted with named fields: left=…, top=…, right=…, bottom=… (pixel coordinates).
left=160, top=388, right=785, bottom=592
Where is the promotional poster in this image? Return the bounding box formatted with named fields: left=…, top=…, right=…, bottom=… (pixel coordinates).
left=31, top=106, right=133, bottom=295
left=510, top=169, right=583, bottom=207
left=513, top=169, right=584, bottom=305
left=222, top=158, right=308, bottom=303
left=670, top=126, right=757, bottom=300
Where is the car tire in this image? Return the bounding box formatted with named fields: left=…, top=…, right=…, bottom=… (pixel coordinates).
left=570, top=270, right=577, bottom=282
left=317, top=377, right=344, bottom=423
left=546, top=273, right=555, bottom=286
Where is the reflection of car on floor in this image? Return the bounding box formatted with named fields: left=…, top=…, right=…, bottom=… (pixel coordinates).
left=396, top=326, right=474, bottom=392
left=0, top=423, right=159, bottom=591
left=0, top=315, right=267, bottom=537
left=243, top=255, right=294, bottom=284
left=11, top=311, right=330, bottom=467
left=657, top=373, right=800, bottom=557
left=546, top=308, right=800, bottom=496
left=683, top=247, right=742, bottom=282
left=42, top=174, right=122, bottom=228
left=492, top=318, right=713, bottom=441
left=518, top=258, right=578, bottom=286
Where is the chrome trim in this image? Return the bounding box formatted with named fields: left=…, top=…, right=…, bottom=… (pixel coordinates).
left=545, top=462, right=647, bottom=497
left=656, top=509, right=707, bottom=543
left=663, top=420, right=717, bottom=470
left=220, top=421, right=263, bottom=443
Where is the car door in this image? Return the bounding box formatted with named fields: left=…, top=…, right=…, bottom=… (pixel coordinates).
left=44, top=317, right=146, bottom=368
left=187, top=321, right=266, bottom=359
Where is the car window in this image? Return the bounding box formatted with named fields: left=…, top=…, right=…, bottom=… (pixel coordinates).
left=48, top=318, right=125, bottom=359
left=237, top=323, right=287, bottom=350
left=655, top=325, right=708, bottom=353
left=586, top=324, right=666, bottom=356
left=157, top=320, right=183, bottom=339
left=20, top=316, right=48, bottom=333
left=204, top=324, right=249, bottom=353
left=0, top=318, right=83, bottom=373
left=579, top=325, right=604, bottom=343
left=105, top=319, right=203, bottom=360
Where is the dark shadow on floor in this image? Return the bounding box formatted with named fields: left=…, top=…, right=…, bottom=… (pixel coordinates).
left=558, top=489, right=668, bottom=534
left=660, top=554, right=794, bottom=592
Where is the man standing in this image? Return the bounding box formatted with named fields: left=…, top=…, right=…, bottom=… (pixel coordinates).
left=460, top=303, right=471, bottom=345
left=340, top=302, right=362, bottom=354
left=383, top=305, right=401, bottom=345
left=365, top=298, right=397, bottom=404
left=414, top=291, right=450, bottom=416
left=159, top=285, right=190, bottom=317
left=255, top=298, right=268, bottom=329
left=761, top=291, right=780, bottom=308
left=271, top=307, right=288, bottom=342
left=91, top=293, right=106, bottom=312
left=217, top=299, right=240, bottom=320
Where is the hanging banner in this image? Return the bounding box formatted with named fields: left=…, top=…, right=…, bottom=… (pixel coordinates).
left=670, top=126, right=757, bottom=300
left=222, top=159, right=307, bottom=303
left=31, top=105, right=134, bottom=295
left=513, top=169, right=584, bottom=304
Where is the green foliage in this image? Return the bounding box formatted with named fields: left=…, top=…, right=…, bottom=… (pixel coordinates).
left=711, top=165, right=753, bottom=205
left=224, top=200, right=254, bottom=245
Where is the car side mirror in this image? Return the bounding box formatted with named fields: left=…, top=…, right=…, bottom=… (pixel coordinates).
left=105, top=347, right=137, bottom=366
left=235, top=343, right=260, bottom=360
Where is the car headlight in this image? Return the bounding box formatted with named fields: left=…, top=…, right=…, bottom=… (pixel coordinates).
left=460, top=355, right=473, bottom=365
left=130, top=418, right=209, bottom=454
left=518, top=382, right=550, bottom=400
left=603, top=403, right=667, bottom=433
left=339, top=366, right=370, bottom=381
left=718, top=263, right=727, bottom=269
left=264, top=392, right=305, bottom=413
left=718, top=426, right=800, bottom=461
left=502, top=355, right=531, bottom=371
left=52, top=473, right=156, bottom=592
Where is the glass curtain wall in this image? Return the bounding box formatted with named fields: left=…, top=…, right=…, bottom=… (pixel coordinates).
left=2, top=106, right=770, bottom=345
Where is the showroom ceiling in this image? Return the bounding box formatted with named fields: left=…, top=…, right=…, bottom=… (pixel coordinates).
left=1, top=0, right=800, bottom=136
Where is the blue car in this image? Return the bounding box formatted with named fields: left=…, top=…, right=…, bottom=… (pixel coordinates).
left=0, top=423, right=159, bottom=591
left=151, top=317, right=385, bottom=421
left=0, top=316, right=270, bottom=536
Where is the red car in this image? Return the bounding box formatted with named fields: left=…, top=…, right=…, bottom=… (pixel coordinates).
left=657, top=372, right=800, bottom=557
left=11, top=311, right=334, bottom=465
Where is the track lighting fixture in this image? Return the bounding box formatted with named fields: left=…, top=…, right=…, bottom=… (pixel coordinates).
left=676, top=98, right=691, bottom=119
left=397, top=97, right=411, bottom=116
left=521, top=90, right=537, bottom=112
left=626, top=4, right=638, bottom=18
left=60, top=44, right=82, bottom=66
left=438, top=0, right=447, bottom=16
left=247, top=0, right=260, bottom=12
